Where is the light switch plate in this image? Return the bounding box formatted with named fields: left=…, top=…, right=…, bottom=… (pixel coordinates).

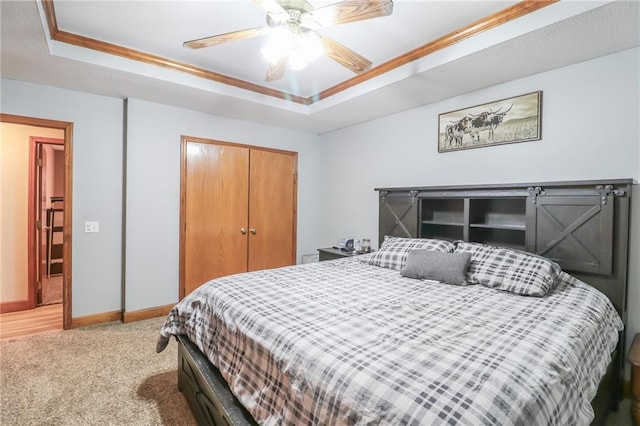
left=84, top=221, right=99, bottom=233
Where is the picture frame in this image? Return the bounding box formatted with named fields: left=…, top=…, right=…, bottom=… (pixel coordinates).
left=438, top=91, right=542, bottom=153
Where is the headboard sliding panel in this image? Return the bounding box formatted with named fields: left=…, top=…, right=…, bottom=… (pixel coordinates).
left=378, top=190, right=419, bottom=240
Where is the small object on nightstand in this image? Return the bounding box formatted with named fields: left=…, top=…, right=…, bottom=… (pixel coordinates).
left=344, top=239, right=355, bottom=252
left=630, top=333, right=640, bottom=425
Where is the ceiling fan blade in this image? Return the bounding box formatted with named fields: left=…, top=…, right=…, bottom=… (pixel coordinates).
left=321, top=36, right=372, bottom=74
left=253, top=0, right=290, bottom=23
left=184, top=27, right=270, bottom=49
left=301, top=0, right=393, bottom=30
left=265, top=55, right=289, bottom=82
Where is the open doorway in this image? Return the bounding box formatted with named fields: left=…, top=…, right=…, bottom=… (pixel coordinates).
left=0, top=113, right=73, bottom=331
left=32, top=138, right=65, bottom=307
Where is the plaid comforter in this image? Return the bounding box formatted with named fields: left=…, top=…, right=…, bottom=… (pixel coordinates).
left=158, top=255, right=622, bottom=426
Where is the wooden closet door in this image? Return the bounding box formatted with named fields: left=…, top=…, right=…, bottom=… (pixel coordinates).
left=247, top=149, right=296, bottom=271
left=184, top=142, right=249, bottom=296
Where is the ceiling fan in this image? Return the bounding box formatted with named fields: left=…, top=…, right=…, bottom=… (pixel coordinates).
left=183, top=0, right=394, bottom=82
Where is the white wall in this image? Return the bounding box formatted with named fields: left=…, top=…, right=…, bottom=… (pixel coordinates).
left=1, top=79, right=124, bottom=317
left=320, top=47, right=640, bottom=373
left=124, top=98, right=323, bottom=312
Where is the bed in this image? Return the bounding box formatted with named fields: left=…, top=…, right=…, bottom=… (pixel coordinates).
left=158, top=179, right=633, bottom=426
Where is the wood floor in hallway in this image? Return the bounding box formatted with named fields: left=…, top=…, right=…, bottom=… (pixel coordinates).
left=0, top=303, right=63, bottom=340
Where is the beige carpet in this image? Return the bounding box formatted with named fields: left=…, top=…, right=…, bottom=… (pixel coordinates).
left=0, top=317, right=196, bottom=425
left=0, top=316, right=634, bottom=425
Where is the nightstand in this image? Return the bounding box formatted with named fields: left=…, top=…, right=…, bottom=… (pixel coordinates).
left=317, top=247, right=366, bottom=262
left=630, top=333, right=640, bottom=425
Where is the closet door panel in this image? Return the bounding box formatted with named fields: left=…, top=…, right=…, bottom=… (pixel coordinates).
left=184, top=142, right=249, bottom=295
left=248, top=149, right=296, bottom=271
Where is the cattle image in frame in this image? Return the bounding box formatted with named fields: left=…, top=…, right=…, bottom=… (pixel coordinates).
left=438, top=91, right=542, bottom=153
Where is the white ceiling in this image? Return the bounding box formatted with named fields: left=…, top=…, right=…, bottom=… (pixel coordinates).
left=1, top=1, right=639, bottom=134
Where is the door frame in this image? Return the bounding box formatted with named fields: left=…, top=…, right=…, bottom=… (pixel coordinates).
left=29, top=136, right=64, bottom=308
left=1, top=113, right=73, bottom=329
left=179, top=135, right=298, bottom=300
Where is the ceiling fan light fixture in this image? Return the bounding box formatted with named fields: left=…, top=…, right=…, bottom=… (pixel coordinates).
left=261, top=27, right=293, bottom=65
left=261, top=26, right=324, bottom=71
left=186, top=0, right=393, bottom=81
left=285, top=32, right=323, bottom=70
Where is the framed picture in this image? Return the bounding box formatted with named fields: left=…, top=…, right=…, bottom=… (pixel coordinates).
left=438, top=91, right=542, bottom=153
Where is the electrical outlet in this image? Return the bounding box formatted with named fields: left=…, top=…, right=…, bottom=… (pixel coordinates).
left=84, top=221, right=99, bottom=233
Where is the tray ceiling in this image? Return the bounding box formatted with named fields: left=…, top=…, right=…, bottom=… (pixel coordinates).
left=1, top=0, right=638, bottom=133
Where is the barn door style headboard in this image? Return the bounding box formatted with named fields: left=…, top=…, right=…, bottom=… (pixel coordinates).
left=376, top=178, right=634, bottom=409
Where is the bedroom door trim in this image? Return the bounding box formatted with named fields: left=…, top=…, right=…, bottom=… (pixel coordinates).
left=1, top=113, right=73, bottom=330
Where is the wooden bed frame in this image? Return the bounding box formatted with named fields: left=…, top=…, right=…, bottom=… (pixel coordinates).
left=174, top=179, right=634, bottom=426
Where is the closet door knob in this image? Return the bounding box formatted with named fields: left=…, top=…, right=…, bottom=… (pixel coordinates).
left=250, top=228, right=257, bottom=235
left=240, top=228, right=247, bottom=235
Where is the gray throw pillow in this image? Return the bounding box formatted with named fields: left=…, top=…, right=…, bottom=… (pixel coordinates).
left=400, top=250, right=471, bottom=285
